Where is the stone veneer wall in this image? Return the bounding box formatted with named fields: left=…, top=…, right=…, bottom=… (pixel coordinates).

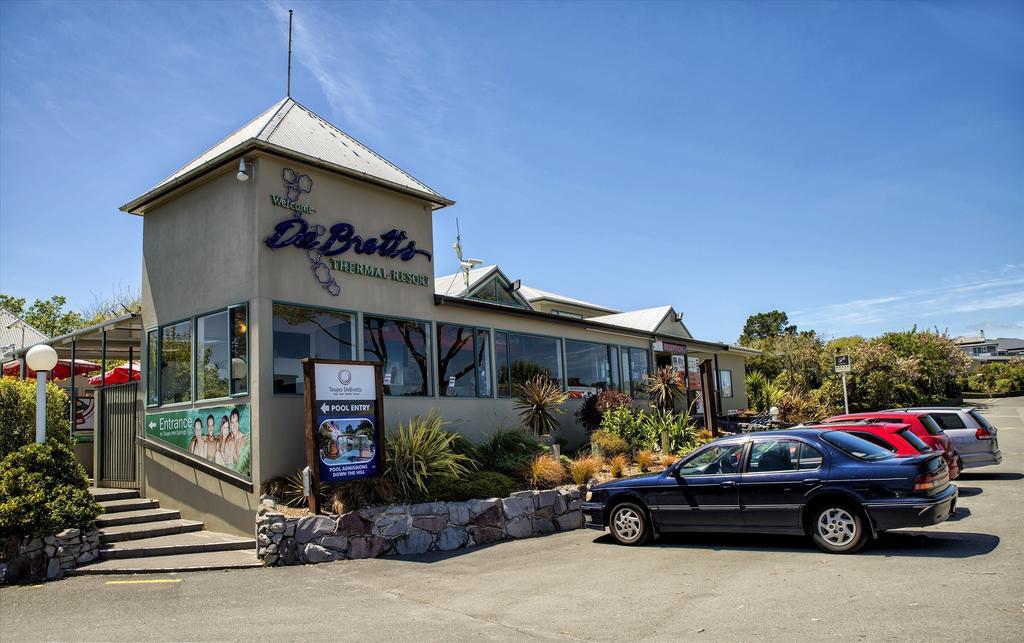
left=257, top=488, right=584, bottom=565
left=0, top=528, right=101, bottom=584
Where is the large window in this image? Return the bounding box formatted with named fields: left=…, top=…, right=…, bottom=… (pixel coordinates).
left=146, top=329, right=158, bottom=406
left=495, top=331, right=563, bottom=397
left=565, top=340, right=618, bottom=393
left=623, top=347, right=650, bottom=398
left=437, top=324, right=492, bottom=397
left=160, top=320, right=192, bottom=404
left=719, top=369, right=733, bottom=398
left=197, top=311, right=229, bottom=400
left=272, top=303, right=355, bottom=395
left=363, top=316, right=430, bottom=396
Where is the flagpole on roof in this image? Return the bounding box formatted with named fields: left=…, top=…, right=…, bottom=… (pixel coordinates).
left=287, top=9, right=294, bottom=97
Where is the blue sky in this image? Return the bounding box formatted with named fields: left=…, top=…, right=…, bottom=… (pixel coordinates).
left=1, top=0, right=1021, bottom=342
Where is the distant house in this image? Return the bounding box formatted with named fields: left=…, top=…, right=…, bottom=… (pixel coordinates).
left=954, top=332, right=1024, bottom=367
left=0, top=307, right=49, bottom=362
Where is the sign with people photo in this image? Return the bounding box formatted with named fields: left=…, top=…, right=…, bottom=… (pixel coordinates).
left=144, top=404, right=251, bottom=478
left=302, top=359, right=384, bottom=512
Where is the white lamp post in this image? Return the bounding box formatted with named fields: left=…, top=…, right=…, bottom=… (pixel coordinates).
left=26, top=344, right=59, bottom=443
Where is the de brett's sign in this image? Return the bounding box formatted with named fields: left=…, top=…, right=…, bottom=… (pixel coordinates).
left=264, top=168, right=431, bottom=296
left=302, top=359, right=384, bottom=512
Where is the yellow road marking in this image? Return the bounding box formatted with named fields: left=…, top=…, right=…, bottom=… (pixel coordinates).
left=105, top=579, right=182, bottom=585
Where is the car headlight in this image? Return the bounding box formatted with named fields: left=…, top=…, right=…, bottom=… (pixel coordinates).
left=585, top=490, right=593, bottom=502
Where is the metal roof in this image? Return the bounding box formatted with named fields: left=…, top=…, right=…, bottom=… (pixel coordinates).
left=588, top=306, right=675, bottom=333
left=0, top=308, right=49, bottom=358
left=434, top=265, right=617, bottom=314
left=8, top=313, right=144, bottom=363
left=122, top=97, right=453, bottom=214
left=516, top=285, right=618, bottom=314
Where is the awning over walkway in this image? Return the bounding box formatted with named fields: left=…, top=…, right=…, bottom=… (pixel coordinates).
left=8, top=313, right=144, bottom=365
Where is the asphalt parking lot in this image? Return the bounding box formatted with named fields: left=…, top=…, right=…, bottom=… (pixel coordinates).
left=3, top=397, right=1022, bottom=642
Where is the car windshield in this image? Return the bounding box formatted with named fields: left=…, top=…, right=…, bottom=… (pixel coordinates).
left=918, top=415, right=946, bottom=436
left=821, top=431, right=895, bottom=461
left=968, top=410, right=994, bottom=429
left=897, top=428, right=930, bottom=452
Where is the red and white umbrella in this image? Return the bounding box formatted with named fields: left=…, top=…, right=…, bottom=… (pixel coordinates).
left=88, top=362, right=142, bottom=386
left=2, top=358, right=101, bottom=380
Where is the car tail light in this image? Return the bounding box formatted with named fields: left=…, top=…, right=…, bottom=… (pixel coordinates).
left=976, top=427, right=995, bottom=440
left=914, top=472, right=939, bottom=491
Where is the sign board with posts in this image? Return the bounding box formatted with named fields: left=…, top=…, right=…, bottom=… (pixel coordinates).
left=301, top=359, right=384, bottom=514
left=834, top=354, right=852, bottom=414
left=834, top=355, right=852, bottom=373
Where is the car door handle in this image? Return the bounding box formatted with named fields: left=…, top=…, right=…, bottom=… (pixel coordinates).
left=802, top=479, right=820, bottom=485
left=720, top=481, right=737, bottom=488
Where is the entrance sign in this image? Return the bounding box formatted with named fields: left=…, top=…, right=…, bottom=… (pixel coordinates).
left=302, top=359, right=384, bottom=513
left=834, top=355, right=852, bottom=373
left=144, top=404, right=251, bottom=478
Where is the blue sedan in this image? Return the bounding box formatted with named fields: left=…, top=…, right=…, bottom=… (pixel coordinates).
left=582, top=428, right=957, bottom=553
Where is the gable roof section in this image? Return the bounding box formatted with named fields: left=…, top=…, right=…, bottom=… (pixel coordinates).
left=122, top=97, right=452, bottom=214
left=0, top=308, right=49, bottom=356
left=433, top=265, right=532, bottom=309
left=588, top=306, right=675, bottom=334
left=516, top=285, right=618, bottom=315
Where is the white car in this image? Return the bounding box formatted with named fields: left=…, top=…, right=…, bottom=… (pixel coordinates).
left=888, top=407, right=1002, bottom=469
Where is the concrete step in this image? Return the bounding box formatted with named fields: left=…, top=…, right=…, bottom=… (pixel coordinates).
left=95, top=508, right=181, bottom=528
left=74, top=550, right=261, bottom=575
left=98, top=498, right=160, bottom=514
left=89, top=488, right=140, bottom=502
left=98, top=519, right=204, bottom=544
left=99, top=530, right=256, bottom=560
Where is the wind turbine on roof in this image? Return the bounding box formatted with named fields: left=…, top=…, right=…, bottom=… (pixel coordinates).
left=452, top=218, right=482, bottom=289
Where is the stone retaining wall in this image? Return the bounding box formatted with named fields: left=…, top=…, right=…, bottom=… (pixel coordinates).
left=257, top=488, right=583, bottom=565
left=0, top=528, right=101, bottom=584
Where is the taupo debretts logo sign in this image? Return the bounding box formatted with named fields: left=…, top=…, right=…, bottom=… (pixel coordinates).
left=264, top=168, right=432, bottom=296
left=338, top=369, right=352, bottom=385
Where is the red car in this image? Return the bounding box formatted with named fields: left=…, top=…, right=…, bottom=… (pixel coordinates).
left=810, top=421, right=931, bottom=456
left=823, top=412, right=961, bottom=480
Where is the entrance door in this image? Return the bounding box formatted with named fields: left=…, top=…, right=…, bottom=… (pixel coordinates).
left=97, top=382, right=139, bottom=489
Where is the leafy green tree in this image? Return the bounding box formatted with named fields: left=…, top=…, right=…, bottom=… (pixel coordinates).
left=2, top=295, right=85, bottom=337
left=0, top=294, right=27, bottom=316
left=739, top=310, right=797, bottom=344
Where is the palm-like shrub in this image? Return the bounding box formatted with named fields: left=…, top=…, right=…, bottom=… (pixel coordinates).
left=568, top=455, right=603, bottom=484
left=386, top=412, right=471, bottom=497
left=515, top=374, right=568, bottom=437
left=644, top=366, right=685, bottom=411
left=524, top=454, right=567, bottom=489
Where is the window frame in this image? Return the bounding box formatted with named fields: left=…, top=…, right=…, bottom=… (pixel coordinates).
left=146, top=302, right=250, bottom=409
left=742, top=438, right=824, bottom=474
left=493, top=328, right=565, bottom=398
left=271, top=300, right=358, bottom=397
left=564, top=338, right=619, bottom=394
left=719, top=369, right=733, bottom=399
left=674, top=441, right=747, bottom=477
left=435, top=322, right=494, bottom=399
left=362, top=313, right=434, bottom=397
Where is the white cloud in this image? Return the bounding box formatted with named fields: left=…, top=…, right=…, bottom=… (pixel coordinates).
left=792, top=268, right=1024, bottom=337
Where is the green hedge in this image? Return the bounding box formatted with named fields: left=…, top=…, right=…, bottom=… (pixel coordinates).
left=0, top=377, right=71, bottom=458
left=0, top=441, right=101, bottom=539
left=425, top=471, right=519, bottom=502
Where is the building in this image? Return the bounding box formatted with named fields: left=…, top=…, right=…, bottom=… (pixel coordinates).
left=0, top=307, right=49, bottom=360
left=113, top=97, right=757, bottom=535
left=955, top=333, right=1024, bottom=368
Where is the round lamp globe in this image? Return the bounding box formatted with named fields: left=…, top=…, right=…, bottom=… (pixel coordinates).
left=26, top=344, right=59, bottom=372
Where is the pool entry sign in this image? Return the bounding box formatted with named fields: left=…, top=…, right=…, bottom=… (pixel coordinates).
left=144, top=404, right=252, bottom=479
left=302, top=359, right=384, bottom=513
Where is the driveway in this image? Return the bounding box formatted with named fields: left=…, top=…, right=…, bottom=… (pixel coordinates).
left=3, top=397, right=1023, bottom=641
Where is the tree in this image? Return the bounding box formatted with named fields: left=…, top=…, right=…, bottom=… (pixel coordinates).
left=23, top=296, right=85, bottom=337
left=0, top=294, right=27, bottom=316
left=739, top=310, right=797, bottom=344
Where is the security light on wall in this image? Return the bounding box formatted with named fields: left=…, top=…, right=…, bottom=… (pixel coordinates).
left=236, top=158, right=250, bottom=181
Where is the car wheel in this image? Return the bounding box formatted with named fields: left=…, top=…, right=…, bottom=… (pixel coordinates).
left=609, top=501, right=650, bottom=546
left=810, top=505, right=868, bottom=554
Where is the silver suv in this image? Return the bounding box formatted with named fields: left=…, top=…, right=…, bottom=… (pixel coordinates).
left=888, top=407, right=1002, bottom=469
